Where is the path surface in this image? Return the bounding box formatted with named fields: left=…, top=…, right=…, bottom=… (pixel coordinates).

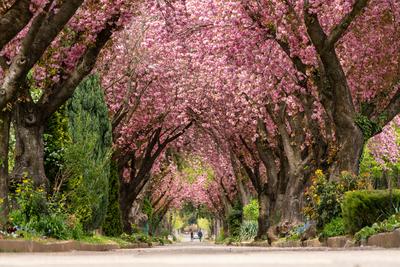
left=1, top=240, right=400, bottom=267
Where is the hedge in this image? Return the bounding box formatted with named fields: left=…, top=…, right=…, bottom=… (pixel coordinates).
left=342, top=190, right=400, bottom=234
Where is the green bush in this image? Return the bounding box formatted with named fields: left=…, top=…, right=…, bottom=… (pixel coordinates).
left=239, top=220, right=258, bottom=241
left=319, top=217, right=346, bottom=239
left=102, top=162, right=123, bottom=237
left=8, top=179, right=82, bottom=240
left=342, top=190, right=400, bottom=234
left=43, top=106, right=70, bottom=186
left=304, top=170, right=371, bottom=229
left=227, top=206, right=242, bottom=238
left=65, top=74, right=112, bottom=232
left=120, top=233, right=155, bottom=245
left=243, top=200, right=259, bottom=221
left=354, top=214, right=400, bottom=241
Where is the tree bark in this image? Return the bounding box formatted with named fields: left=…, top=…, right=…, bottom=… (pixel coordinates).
left=11, top=102, right=47, bottom=186
left=0, top=111, right=10, bottom=219
left=119, top=176, right=147, bottom=233
left=0, top=0, right=85, bottom=110
left=255, top=190, right=269, bottom=241
left=0, top=0, right=33, bottom=51
left=303, top=3, right=367, bottom=180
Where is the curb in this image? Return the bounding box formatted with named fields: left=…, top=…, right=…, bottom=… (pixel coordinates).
left=0, top=239, right=149, bottom=253
left=237, top=231, right=400, bottom=249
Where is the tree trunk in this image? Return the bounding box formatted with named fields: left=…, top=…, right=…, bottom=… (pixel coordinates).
left=11, top=103, right=47, bottom=186
left=237, top=177, right=250, bottom=206
left=222, top=217, right=229, bottom=238
left=119, top=172, right=151, bottom=233
left=255, top=191, right=269, bottom=241
left=119, top=183, right=138, bottom=233
left=0, top=111, right=10, bottom=219
left=329, top=125, right=365, bottom=180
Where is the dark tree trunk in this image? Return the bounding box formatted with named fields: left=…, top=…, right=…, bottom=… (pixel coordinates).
left=11, top=103, right=47, bottom=186
left=119, top=182, right=140, bottom=233
left=255, top=191, right=269, bottom=241
left=0, top=111, right=10, bottom=218
left=118, top=170, right=150, bottom=233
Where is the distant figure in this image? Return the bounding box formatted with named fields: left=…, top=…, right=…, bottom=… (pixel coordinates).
left=198, top=229, right=203, bottom=242
left=190, top=230, right=194, bottom=241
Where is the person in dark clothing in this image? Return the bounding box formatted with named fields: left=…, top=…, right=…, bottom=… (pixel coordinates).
left=190, top=230, right=194, bottom=241
left=197, top=229, right=203, bottom=242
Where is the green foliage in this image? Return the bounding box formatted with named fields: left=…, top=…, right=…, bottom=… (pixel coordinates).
left=102, top=162, right=123, bottom=237
left=8, top=124, right=16, bottom=173
left=143, top=197, right=162, bottom=236
left=197, top=218, right=210, bottom=232
left=354, top=214, right=400, bottom=241
left=304, top=170, right=371, bottom=229
left=227, top=203, right=243, bottom=238
left=64, top=74, right=112, bottom=232
left=359, top=146, right=399, bottom=189
left=243, top=199, right=259, bottom=221
left=285, top=224, right=306, bottom=241
left=172, top=213, right=185, bottom=230
left=8, top=179, right=83, bottom=240
left=121, top=232, right=151, bottom=244
left=44, top=106, right=70, bottom=184
left=319, top=217, right=346, bottom=239
left=342, top=190, right=400, bottom=234
left=215, top=229, right=226, bottom=244
left=355, top=114, right=382, bottom=139
left=239, top=220, right=258, bottom=241
left=120, top=232, right=171, bottom=245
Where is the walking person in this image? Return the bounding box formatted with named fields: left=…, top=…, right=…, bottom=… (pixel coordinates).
left=190, top=230, right=194, bottom=242
left=197, top=229, right=203, bottom=242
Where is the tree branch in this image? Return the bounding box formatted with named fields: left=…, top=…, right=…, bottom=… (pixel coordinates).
left=371, top=88, right=400, bottom=127
left=0, top=0, right=33, bottom=51
left=303, top=0, right=328, bottom=53
left=38, top=18, right=116, bottom=119
left=0, top=0, right=84, bottom=110
left=327, top=0, right=370, bottom=47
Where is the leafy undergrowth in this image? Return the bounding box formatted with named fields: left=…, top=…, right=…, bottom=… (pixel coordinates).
left=319, top=217, right=346, bottom=239
left=354, top=213, right=400, bottom=241
left=0, top=230, right=172, bottom=247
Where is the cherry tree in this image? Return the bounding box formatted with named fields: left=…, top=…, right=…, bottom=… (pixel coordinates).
left=145, top=0, right=400, bottom=240
left=97, top=11, right=195, bottom=231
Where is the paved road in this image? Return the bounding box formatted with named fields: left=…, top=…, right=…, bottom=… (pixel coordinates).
left=1, top=241, right=400, bottom=267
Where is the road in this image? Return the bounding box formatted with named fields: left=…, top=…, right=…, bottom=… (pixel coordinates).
left=1, top=240, right=400, bottom=267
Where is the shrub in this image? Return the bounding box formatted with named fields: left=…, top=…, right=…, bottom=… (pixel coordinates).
left=121, top=233, right=152, bottom=244
left=65, top=74, right=112, bottom=232
left=243, top=200, right=259, bottom=221
left=227, top=207, right=242, bottom=238
left=304, top=170, right=371, bottom=229
left=239, top=220, right=258, bottom=241
left=342, top=189, right=400, bottom=234
left=102, top=162, right=123, bottom=237
left=43, top=106, right=70, bottom=185
left=354, top=214, right=400, bottom=241
left=8, top=179, right=81, bottom=240
left=319, top=217, right=346, bottom=239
